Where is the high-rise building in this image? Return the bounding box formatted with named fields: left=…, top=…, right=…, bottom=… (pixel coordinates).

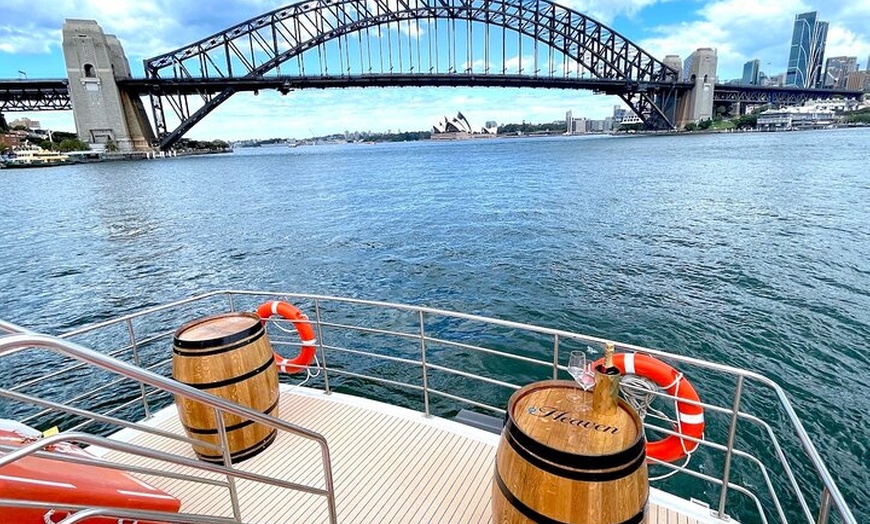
left=742, top=59, right=760, bottom=85
left=845, top=71, right=870, bottom=91
left=786, top=11, right=828, bottom=88
left=823, top=56, right=858, bottom=88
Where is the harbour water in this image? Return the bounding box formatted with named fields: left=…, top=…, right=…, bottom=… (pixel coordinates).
left=0, top=128, right=868, bottom=521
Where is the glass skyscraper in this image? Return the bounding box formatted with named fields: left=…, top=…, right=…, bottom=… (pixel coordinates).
left=786, top=11, right=828, bottom=88
left=742, top=59, right=760, bottom=85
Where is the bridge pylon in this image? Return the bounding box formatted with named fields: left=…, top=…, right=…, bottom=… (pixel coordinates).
left=674, top=48, right=718, bottom=129
left=62, top=20, right=155, bottom=152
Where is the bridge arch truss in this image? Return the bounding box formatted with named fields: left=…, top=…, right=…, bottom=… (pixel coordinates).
left=144, top=0, right=680, bottom=149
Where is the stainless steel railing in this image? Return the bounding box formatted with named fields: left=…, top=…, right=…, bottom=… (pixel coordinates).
left=230, top=290, right=854, bottom=524
left=0, top=321, right=338, bottom=524
left=0, top=290, right=858, bottom=524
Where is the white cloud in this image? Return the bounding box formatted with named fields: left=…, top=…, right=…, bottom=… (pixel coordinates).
left=639, top=0, right=870, bottom=80
left=557, top=0, right=666, bottom=24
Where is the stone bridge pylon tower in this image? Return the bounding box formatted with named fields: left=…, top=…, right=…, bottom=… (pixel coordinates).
left=62, top=20, right=155, bottom=152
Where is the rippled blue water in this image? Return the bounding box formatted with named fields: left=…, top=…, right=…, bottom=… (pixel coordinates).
left=1, top=129, right=867, bottom=521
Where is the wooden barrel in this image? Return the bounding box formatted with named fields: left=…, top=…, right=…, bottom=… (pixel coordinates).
left=492, top=380, right=648, bottom=524
left=172, top=312, right=279, bottom=464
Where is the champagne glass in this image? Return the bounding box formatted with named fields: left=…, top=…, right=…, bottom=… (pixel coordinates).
left=567, top=350, right=594, bottom=410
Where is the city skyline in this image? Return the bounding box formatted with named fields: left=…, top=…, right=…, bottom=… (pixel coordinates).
left=1, top=0, right=868, bottom=140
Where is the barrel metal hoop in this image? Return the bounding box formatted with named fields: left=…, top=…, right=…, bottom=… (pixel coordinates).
left=183, top=397, right=280, bottom=435
left=180, top=355, right=275, bottom=390
left=505, top=427, right=646, bottom=482
left=494, top=465, right=646, bottom=524
left=196, top=429, right=278, bottom=464
left=505, top=417, right=645, bottom=471
left=173, top=324, right=266, bottom=354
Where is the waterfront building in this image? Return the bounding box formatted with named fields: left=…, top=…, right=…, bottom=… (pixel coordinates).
left=0, top=132, right=25, bottom=149
left=823, top=56, right=858, bottom=88
left=431, top=112, right=495, bottom=139
left=9, top=117, right=41, bottom=130
left=432, top=112, right=473, bottom=134
left=619, top=113, right=643, bottom=126
left=742, top=59, right=760, bottom=85
left=786, top=11, right=828, bottom=88
left=612, top=106, right=627, bottom=124
left=565, top=111, right=573, bottom=134
left=845, top=71, right=870, bottom=92
left=757, top=106, right=837, bottom=131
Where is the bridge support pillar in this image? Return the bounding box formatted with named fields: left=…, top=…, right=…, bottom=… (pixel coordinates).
left=62, top=20, right=155, bottom=152
left=675, top=48, right=718, bottom=129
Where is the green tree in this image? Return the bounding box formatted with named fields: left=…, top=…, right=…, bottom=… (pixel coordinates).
left=698, top=119, right=713, bottom=130
left=51, top=131, right=78, bottom=142
left=0, top=113, right=8, bottom=131
left=734, top=113, right=758, bottom=129
left=684, top=122, right=698, bottom=132
left=58, top=138, right=90, bottom=152
left=105, top=139, right=119, bottom=152
left=39, top=140, right=54, bottom=150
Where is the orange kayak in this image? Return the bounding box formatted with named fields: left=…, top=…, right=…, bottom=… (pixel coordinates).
left=0, top=422, right=181, bottom=523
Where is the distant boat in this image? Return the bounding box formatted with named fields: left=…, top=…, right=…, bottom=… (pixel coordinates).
left=3, top=146, right=71, bottom=168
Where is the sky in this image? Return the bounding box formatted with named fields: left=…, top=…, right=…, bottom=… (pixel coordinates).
left=1, top=0, right=868, bottom=140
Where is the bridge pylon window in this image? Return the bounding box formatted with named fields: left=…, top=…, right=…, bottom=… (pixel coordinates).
left=84, top=64, right=96, bottom=78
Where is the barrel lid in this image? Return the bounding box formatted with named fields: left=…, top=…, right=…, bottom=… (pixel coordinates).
left=509, top=380, right=640, bottom=456
left=174, top=312, right=262, bottom=349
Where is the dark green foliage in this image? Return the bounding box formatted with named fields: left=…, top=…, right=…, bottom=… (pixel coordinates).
left=177, top=138, right=232, bottom=150
left=361, top=131, right=431, bottom=142
left=618, top=123, right=645, bottom=132
left=733, top=113, right=758, bottom=129
left=498, top=121, right=564, bottom=134
left=57, top=138, right=90, bottom=152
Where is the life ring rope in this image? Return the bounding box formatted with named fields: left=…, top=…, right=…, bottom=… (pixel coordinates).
left=256, top=300, right=319, bottom=375
left=594, top=352, right=705, bottom=465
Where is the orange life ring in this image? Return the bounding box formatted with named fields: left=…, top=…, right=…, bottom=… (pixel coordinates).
left=593, top=353, right=705, bottom=463
left=256, top=301, right=317, bottom=374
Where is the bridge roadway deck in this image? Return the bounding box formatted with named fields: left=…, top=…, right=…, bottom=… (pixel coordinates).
left=1, top=76, right=862, bottom=112
left=117, top=74, right=691, bottom=96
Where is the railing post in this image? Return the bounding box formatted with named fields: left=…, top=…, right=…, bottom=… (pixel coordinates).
left=419, top=311, right=430, bottom=417
left=126, top=319, right=151, bottom=420
left=552, top=334, right=561, bottom=380
left=718, top=375, right=744, bottom=519
left=817, top=487, right=832, bottom=524
left=226, top=292, right=236, bottom=312
left=314, top=299, right=330, bottom=395
left=214, top=407, right=243, bottom=522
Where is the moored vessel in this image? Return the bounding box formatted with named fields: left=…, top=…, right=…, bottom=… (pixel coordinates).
left=2, top=145, right=71, bottom=168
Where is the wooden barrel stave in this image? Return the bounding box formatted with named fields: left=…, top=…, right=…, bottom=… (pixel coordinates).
left=172, top=312, right=280, bottom=463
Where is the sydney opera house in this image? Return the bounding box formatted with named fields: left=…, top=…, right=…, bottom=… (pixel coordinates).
left=431, top=112, right=496, bottom=139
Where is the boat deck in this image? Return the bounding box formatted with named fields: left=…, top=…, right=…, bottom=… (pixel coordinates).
left=95, top=386, right=710, bottom=524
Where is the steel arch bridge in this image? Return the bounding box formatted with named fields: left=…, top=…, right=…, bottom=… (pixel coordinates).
left=140, top=0, right=682, bottom=149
